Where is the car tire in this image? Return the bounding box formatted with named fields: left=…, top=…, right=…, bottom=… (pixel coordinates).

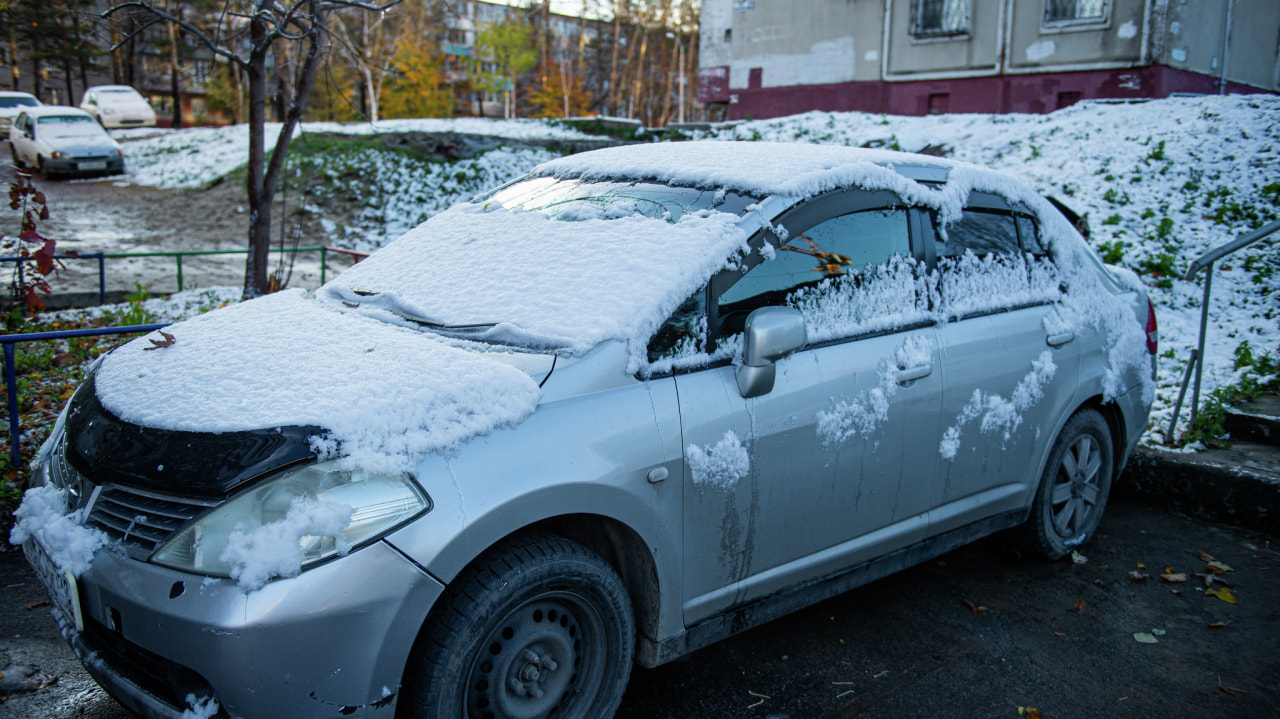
left=9, top=144, right=20, bottom=169
left=1021, top=408, right=1113, bottom=560
left=398, top=533, right=634, bottom=719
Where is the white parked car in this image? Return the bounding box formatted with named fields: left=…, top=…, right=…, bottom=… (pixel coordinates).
left=80, top=85, right=157, bottom=129
left=0, top=90, right=40, bottom=134
left=9, top=106, right=125, bottom=178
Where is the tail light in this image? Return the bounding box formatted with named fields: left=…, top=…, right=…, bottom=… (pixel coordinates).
left=1145, top=298, right=1158, bottom=355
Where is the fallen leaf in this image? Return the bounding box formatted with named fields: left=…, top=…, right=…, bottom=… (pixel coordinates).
left=143, top=330, right=177, bottom=351
left=1160, top=573, right=1188, bottom=583
left=1209, top=622, right=1225, bottom=628
left=1136, top=562, right=1147, bottom=569
left=1053, top=632, right=1066, bottom=637
left=962, top=598, right=988, bottom=613
left=25, top=600, right=49, bottom=610
left=1072, top=601, right=1088, bottom=612
left=1152, top=628, right=1166, bottom=636
left=1171, top=589, right=1184, bottom=596
left=1165, top=565, right=1174, bottom=574
left=1133, top=632, right=1159, bottom=644
left=1205, top=587, right=1237, bottom=604
left=1071, top=551, right=1088, bottom=565
left=1205, top=561, right=1232, bottom=574
left=1199, top=552, right=1214, bottom=562
left=1216, top=685, right=1248, bottom=695
left=1128, top=570, right=1150, bottom=581
left=1017, top=708, right=1044, bottom=719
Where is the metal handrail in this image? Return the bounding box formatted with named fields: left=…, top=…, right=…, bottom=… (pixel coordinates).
left=1166, top=219, right=1280, bottom=442
left=2, top=245, right=369, bottom=300
left=2, top=324, right=170, bottom=467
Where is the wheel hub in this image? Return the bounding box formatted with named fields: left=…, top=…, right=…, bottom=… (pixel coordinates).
left=468, top=599, right=584, bottom=719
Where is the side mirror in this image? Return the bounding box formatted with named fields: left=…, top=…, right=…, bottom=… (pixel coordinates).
left=735, top=306, right=807, bottom=398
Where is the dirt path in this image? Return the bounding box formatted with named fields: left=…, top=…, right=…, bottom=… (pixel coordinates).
left=2, top=160, right=350, bottom=302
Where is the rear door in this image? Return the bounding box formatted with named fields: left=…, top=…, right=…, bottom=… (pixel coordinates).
left=925, top=197, right=1084, bottom=535
left=656, top=190, right=943, bottom=624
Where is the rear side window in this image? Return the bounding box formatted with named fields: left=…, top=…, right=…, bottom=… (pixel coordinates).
left=936, top=210, right=1020, bottom=258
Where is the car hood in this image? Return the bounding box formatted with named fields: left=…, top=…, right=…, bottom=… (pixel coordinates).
left=87, top=290, right=548, bottom=495
left=45, top=135, right=116, bottom=154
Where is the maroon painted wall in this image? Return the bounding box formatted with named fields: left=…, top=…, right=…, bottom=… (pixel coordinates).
left=721, top=66, right=1274, bottom=120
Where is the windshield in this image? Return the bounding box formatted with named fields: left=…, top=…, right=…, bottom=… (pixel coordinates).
left=38, top=115, right=102, bottom=138
left=0, top=97, right=36, bottom=109
left=478, top=176, right=760, bottom=224
left=98, top=89, right=143, bottom=102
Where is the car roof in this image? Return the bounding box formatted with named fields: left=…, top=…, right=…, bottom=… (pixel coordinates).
left=88, top=85, right=142, bottom=93
left=0, top=91, right=37, bottom=99
left=530, top=141, right=962, bottom=197
left=21, top=105, right=94, bottom=118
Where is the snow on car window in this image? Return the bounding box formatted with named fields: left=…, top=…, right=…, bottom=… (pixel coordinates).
left=937, top=251, right=1061, bottom=319
left=789, top=255, right=933, bottom=344
left=481, top=176, right=759, bottom=224
left=325, top=201, right=753, bottom=358
left=38, top=115, right=102, bottom=137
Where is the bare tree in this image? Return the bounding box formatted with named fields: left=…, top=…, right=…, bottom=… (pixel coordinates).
left=102, top=0, right=402, bottom=298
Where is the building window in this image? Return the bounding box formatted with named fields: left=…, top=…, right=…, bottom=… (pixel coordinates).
left=724, top=28, right=732, bottom=43
left=913, top=0, right=970, bottom=37
left=1044, top=0, right=1107, bottom=23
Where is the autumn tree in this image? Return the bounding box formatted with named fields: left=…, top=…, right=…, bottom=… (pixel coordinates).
left=381, top=40, right=453, bottom=118
left=471, top=14, right=536, bottom=119
left=102, top=0, right=402, bottom=298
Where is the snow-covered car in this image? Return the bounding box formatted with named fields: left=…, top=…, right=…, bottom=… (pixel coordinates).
left=80, top=85, right=157, bottom=129
left=13, top=142, right=1156, bottom=719
left=0, top=90, right=40, bottom=134
left=9, top=106, right=125, bottom=178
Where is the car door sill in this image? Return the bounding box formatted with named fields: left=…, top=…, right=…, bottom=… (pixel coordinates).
left=637, top=508, right=1028, bottom=668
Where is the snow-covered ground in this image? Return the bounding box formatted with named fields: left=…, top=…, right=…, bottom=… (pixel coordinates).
left=107, top=96, right=1277, bottom=445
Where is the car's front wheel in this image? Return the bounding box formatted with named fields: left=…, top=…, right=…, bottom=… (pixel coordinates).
left=1022, top=408, right=1113, bottom=560
left=399, top=533, right=634, bottom=719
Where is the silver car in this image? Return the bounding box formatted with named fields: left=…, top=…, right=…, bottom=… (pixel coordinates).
left=17, top=142, right=1155, bottom=719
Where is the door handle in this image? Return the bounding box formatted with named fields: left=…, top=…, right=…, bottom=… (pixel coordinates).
left=895, top=365, right=931, bottom=383
left=1047, top=332, right=1075, bottom=347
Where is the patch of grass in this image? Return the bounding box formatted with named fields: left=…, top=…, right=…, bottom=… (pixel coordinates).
left=1101, top=213, right=1122, bottom=226
left=1180, top=342, right=1280, bottom=448
left=1102, top=188, right=1131, bottom=206
left=1097, top=239, right=1127, bottom=264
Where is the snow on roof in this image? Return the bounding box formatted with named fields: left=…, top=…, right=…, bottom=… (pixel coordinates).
left=94, top=289, right=543, bottom=473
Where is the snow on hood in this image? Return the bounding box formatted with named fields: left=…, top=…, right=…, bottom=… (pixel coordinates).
left=324, top=200, right=753, bottom=358
left=94, top=290, right=543, bottom=473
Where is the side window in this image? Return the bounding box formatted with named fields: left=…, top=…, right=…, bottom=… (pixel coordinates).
left=936, top=209, right=1020, bottom=258
left=717, top=208, right=916, bottom=342
left=937, top=209, right=1060, bottom=317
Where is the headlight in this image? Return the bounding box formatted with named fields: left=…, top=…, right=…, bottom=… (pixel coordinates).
left=50, top=151, right=64, bottom=159
left=152, top=461, right=430, bottom=580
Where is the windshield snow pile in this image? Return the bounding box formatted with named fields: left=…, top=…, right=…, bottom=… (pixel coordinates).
left=325, top=201, right=752, bottom=357
left=94, top=289, right=543, bottom=473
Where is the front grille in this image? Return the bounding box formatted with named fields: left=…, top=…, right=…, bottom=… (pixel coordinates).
left=80, top=616, right=222, bottom=717
left=88, top=485, right=217, bottom=560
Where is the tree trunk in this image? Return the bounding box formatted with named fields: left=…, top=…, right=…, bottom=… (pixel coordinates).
left=8, top=13, right=19, bottom=90
left=244, top=14, right=271, bottom=298
left=607, top=2, right=622, bottom=115
left=168, top=4, right=183, bottom=128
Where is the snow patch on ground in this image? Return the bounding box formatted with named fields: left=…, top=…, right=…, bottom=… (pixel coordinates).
left=687, top=431, right=750, bottom=489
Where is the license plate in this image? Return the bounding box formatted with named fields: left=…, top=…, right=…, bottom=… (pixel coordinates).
left=24, top=539, right=84, bottom=632
left=78, top=161, right=108, bottom=171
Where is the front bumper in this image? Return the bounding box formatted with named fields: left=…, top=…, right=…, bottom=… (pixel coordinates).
left=42, top=155, right=124, bottom=177
left=38, top=538, right=444, bottom=718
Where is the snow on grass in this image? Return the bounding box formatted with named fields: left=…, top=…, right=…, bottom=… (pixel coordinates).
left=687, top=431, right=750, bottom=489
left=694, top=95, right=1280, bottom=443
left=117, top=118, right=593, bottom=191
left=292, top=145, right=558, bottom=252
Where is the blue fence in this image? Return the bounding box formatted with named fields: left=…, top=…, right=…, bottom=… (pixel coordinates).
left=2, top=324, right=169, bottom=468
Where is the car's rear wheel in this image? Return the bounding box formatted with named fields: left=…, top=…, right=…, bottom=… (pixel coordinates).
left=1022, top=408, right=1113, bottom=560
left=398, top=533, right=634, bottom=719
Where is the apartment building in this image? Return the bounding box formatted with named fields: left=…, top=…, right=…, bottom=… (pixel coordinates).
left=699, top=0, right=1279, bottom=118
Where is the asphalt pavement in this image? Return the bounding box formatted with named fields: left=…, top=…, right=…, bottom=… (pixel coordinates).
left=2, top=495, right=1276, bottom=718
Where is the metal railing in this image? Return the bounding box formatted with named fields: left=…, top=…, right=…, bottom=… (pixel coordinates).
left=2, top=324, right=170, bottom=467
left=1, top=245, right=369, bottom=301
left=1166, top=219, right=1280, bottom=441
